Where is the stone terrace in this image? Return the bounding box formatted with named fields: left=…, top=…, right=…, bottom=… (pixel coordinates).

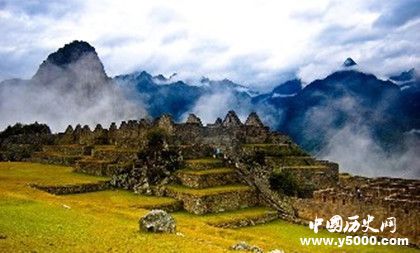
left=25, top=111, right=420, bottom=240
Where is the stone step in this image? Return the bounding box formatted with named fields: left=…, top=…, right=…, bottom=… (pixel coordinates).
left=266, top=156, right=316, bottom=166
left=274, top=165, right=338, bottom=190
left=184, top=158, right=224, bottom=170
left=176, top=168, right=239, bottom=188
left=42, top=145, right=86, bottom=156
left=75, top=158, right=134, bottom=177
left=31, top=151, right=82, bottom=166
left=130, top=199, right=183, bottom=213
left=280, top=165, right=329, bottom=170
left=29, top=180, right=110, bottom=195
left=242, top=143, right=308, bottom=157
left=202, top=207, right=279, bottom=228
left=91, top=145, right=138, bottom=162
left=165, top=185, right=258, bottom=214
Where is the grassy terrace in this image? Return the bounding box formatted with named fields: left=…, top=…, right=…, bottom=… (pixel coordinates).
left=94, top=145, right=139, bottom=152
left=242, top=143, right=288, bottom=148
left=0, top=162, right=418, bottom=253
left=185, top=158, right=222, bottom=164
left=33, top=151, right=82, bottom=158
left=43, top=144, right=83, bottom=148
left=166, top=185, right=252, bottom=197
left=177, top=167, right=234, bottom=175
left=77, top=157, right=112, bottom=163
left=64, top=190, right=179, bottom=210
left=0, top=162, right=109, bottom=186
left=274, top=165, right=327, bottom=170
left=196, top=207, right=276, bottom=225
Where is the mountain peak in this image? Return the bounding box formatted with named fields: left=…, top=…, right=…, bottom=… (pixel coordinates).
left=272, top=79, right=302, bottom=95
left=390, top=68, right=416, bottom=82
left=343, top=57, right=357, bottom=67
left=33, top=40, right=107, bottom=85
left=44, top=40, right=96, bottom=66
left=200, top=76, right=210, bottom=83
left=154, top=74, right=167, bottom=82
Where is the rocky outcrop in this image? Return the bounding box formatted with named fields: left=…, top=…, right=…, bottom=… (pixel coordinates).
left=139, top=209, right=176, bottom=233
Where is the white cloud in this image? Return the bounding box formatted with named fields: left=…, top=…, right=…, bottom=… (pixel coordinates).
left=0, top=0, right=419, bottom=89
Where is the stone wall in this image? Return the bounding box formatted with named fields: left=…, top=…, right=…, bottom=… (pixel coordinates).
left=280, top=162, right=339, bottom=190
left=292, top=176, right=420, bottom=246
left=165, top=187, right=260, bottom=215
left=55, top=111, right=278, bottom=153
left=30, top=181, right=110, bottom=195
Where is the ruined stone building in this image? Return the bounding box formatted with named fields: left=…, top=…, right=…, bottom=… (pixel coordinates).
left=25, top=111, right=419, bottom=246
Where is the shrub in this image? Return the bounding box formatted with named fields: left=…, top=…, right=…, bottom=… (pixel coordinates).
left=270, top=170, right=300, bottom=196
left=269, top=170, right=315, bottom=198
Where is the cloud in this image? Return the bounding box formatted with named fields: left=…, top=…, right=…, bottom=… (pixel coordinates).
left=320, top=126, right=420, bottom=179
left=0, top=49, right=146, bottom=132
left=0, top=0, right=419, bottom=90
left=0, top=0, right=82, bottom=18
left=183, top=89, right=253, bottom=124
left=373, top=0, right=420, bottom=28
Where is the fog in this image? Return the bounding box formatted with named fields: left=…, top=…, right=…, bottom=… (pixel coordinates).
left=0, top=49, right=417, bottom=179
left=298, top=94, right=420, bottom=179
left=319, top=125, right=420, bottom=179
left=0, top=52, right=146, bottom=132
left=185, top=88, right=419, bottom=179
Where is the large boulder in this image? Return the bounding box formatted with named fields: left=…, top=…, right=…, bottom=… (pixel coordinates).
left=139, top=209, right=176, bottom=233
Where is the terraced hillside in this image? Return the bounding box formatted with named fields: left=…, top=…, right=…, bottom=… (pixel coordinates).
left=0, top=162, right=418, bottom=253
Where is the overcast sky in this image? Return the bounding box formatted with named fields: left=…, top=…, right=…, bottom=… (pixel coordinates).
left=0, top=0, right=419, bottom=90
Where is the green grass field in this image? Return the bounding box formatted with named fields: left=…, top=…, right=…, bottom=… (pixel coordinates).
left=0, top=162, right=418, bottom=253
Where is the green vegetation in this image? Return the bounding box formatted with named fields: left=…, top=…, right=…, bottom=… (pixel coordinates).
left=243, top=143, right=287, bottom=148
left=146, top=128, right=169, bottom=150
left=0, top=122, right=50, bottom=138
left=94, top=145, right=138, bottom=152
left=0, top=162, right=108, bottom=186
left=197, top=207, right=275, bottom=225
left=281, top=165, right=327, bottom=169
left=64, top=190, right=179, bottom=209
left=166, top=185, right=251, bottom=197
left=0, top=162, right=417, bottom=252
left=243, top=143, right=308, bottom=157
left=185, top=158, right=222, bottom=164
left=178, top=168, right=234, bottom=175
left=270, top=169, right=314, bottom=198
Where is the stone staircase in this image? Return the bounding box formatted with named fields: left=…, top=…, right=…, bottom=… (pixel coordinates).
left=240, top=143, right=339, bottom=195
left=165, top=158, right=279, bottom=227
left=31, top=144, right=85, bottom=166
left=30, top=144, right=299, bottom=228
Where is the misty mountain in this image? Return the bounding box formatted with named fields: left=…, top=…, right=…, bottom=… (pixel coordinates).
left=114, top=59, right=418, bottom=156
left=393, top=70, right=420, bottom=131
left=252, top=79, right=302, bottom=108
left=0, top=41, right=418, bottom=177
left=116, top=58, right=418, bottom=177
left=390, top=68, right=416, bottom=83
left=0, top=41, right=143, bottom=131
left=281, top=70, right=403, bottom=151
left=114, top=71, right=254, bottom=120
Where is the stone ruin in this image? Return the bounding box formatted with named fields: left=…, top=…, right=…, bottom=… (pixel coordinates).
left=292, top=175, right=420, bottom=245
left=5, top=110, right=418, bottom=246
